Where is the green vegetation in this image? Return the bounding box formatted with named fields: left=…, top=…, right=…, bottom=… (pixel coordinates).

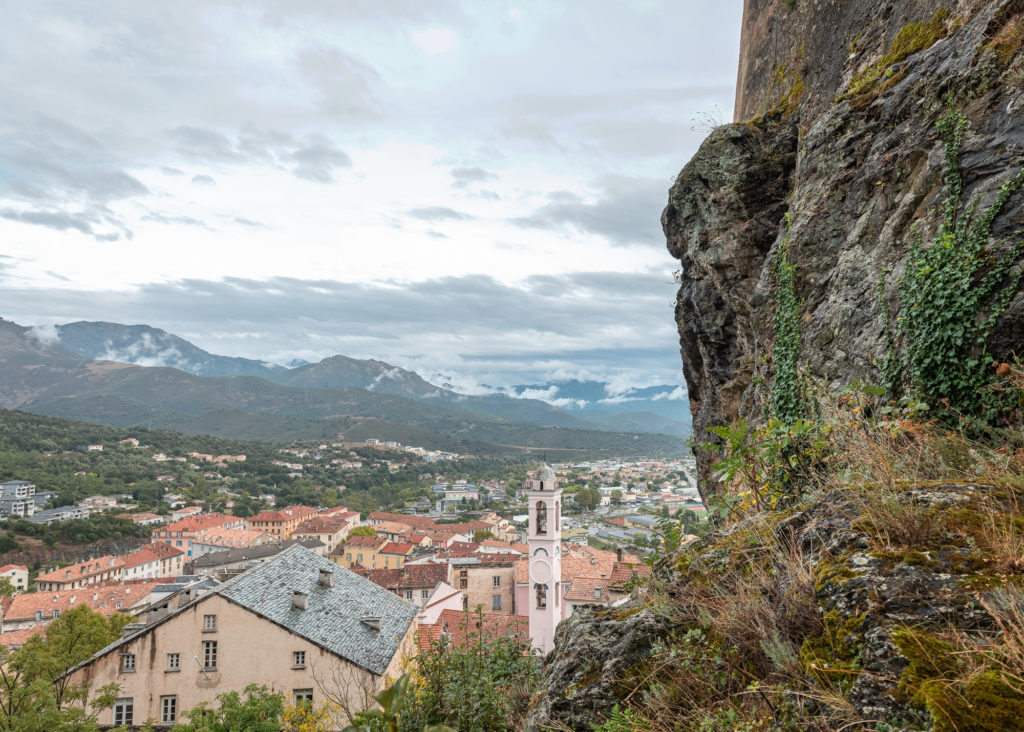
left=0, top=606, right=131, bottom=731
left=770, top=213, right=803, bottom=425
left=395, top=611, right=540, bottom=732
left=844, top=10, right=953, bottom=105
left=894, top=110, right=1024, bottom=423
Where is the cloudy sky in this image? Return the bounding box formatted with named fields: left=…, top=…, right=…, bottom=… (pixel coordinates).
left=0, top=1, right=740, bottom=396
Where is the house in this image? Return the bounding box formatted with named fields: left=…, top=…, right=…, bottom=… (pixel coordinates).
left=247, top=505, right=318, bottom=540
left=78, top=495, right=118, bottom=514
left=292, top=512, right=359, bottom=554
left=35, top=556, right=125, bottom=592
left=188, top=538, right=325, bottom=577
left=189, top=529, right=269, bottom=559
left=127, top=512, right=165, bottom=526
left=416, top=582, right=464, bottom=625
left=354, top=563, right=450, bottom=607
left=417, top=608, right=529, bottom=652
left=63, top=546, right=419, bottom=728
left=447, top=556, right=517, bottom=614
left=150, top=513, right=245, bottom=557
left=171, top=505, right=203, bottom=522
left=0, top=564, right=29, bottom=593
left=122, top=543, right=186, bottom=581
left=377, top=542, right=417, bottom=569
left=1, top=580, right=164, bottom=632
left=332, top=535, right=388, bottom=569
left=0, top=480, right=36, bottom=518
left=28, top=505, right=87, bottom=524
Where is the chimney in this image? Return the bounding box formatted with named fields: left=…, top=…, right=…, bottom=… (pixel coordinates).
left=292, top=590, right=309, bottom=610
left=616, top=548, right=623, bottom=562
left=318, top=568, right=334, bottom=587
left=360, top=616, right=381, bottom=631
left=121, top=622, right=146, bottom=638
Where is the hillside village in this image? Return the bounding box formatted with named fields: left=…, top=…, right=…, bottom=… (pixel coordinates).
left=0, top=457, right=698, bottom=727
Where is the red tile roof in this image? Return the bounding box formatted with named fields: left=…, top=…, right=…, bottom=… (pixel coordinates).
left=0, top=564, right=27, bottom=573
left=564, top=576, right=610, bottom=603
left=435, top=609, right=529, bottom=647
left=4, top=580, right=164, bottom=622
left=345, top=535, right=387, bottom=549
left=156, top=513, right=241, bottom=534
left=609, top=561, right=652, bottom=590
left=250, top=505, right=317, bottom=523
left=379, top=542, right=416, bottom=555
left=0, top=626, right=45, bottom=649
left=36, top=555, right=124, bottom=584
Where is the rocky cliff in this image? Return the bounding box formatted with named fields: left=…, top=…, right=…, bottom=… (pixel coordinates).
left=667, top=0, right=1024, bottom=495
left=528, top=2, right=1024, bottom=730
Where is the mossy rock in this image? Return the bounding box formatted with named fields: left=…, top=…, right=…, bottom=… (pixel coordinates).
left=926, top=670, right=1024, bottom=732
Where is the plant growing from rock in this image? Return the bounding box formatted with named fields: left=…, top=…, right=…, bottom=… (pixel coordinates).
left=895, top=109, right=1024, bottom=424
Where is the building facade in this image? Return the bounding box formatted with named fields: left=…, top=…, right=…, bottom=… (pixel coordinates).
left=527, top=464, right=562, bottom=654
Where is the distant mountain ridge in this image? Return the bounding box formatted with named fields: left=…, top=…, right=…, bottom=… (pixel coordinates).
left=0, top=318, right=683, bottom=455
left=44, top=320, right=690, bottom=435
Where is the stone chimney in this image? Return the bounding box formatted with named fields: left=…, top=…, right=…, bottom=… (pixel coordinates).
left=318, top=568, right=334, bottom=587
left=292, top=590, right=309, bottom=610
left=360, top=616, right=380, bottom=631
left=616, top=548, right=623, bottom=562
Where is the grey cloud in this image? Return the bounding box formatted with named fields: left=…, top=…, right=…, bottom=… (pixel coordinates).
left=450, top=166, right=497, bottom=188
left=191, top=174, right=216, bottom=186
left=1, top=208, right=95, bottom=235
left=405, top=206, right=474, bottom=222
left=511, top=175, right=667, bottom=247
left=161, top=166, right=184, bottom=176
left=288, top=135, right=353, bottom=183
left=295, top=46, right=381, bottom=121
left=142, top=212, right=213, bottom=229
left=169, top=126, right=243, bottom=163
left=233, top=217, right=268, bottom=228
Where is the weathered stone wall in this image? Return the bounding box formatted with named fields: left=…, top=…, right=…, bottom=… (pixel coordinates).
left=670, top=0, right=1024, bottom=493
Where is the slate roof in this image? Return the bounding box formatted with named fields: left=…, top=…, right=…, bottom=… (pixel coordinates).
left=189, top=538, right=323, bottom=569
left=217, top=544, right=417, bottom=675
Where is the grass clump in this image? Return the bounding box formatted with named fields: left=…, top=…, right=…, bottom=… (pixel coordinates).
left=845, top=9, right=953, bottom=104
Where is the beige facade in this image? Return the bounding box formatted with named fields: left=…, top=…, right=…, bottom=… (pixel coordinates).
left=454, top=562, right=516, bottom=614
left=66, top=592, right=417, bottom=728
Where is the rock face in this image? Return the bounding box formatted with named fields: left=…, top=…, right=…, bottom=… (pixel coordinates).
left=667, top=0, right=1024, bottom=493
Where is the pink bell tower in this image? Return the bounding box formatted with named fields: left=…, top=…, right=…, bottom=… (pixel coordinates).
left=527, top=463, right=562, bottom=655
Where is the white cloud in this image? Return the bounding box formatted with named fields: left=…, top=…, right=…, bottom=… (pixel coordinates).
left=411, top=28, right=459, bottom=55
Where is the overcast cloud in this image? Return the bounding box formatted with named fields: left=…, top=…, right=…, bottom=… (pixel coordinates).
left=0, top=1, right=741, bottom=394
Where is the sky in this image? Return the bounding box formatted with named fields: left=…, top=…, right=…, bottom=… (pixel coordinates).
left=0, top=1, right=741, bottom=397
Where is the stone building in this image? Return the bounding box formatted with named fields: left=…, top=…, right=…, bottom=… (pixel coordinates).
left=64, top=545, right=418, bottom=728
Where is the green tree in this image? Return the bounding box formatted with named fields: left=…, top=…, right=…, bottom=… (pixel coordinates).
left=172, top=684, right=284, bottom=731
left=0, top=578, right=15, bottom=599
left=610, top=489, right=623, bottom=506
left=0, top=605, right=129, bottom=730
left=347, top=526, right=378, bottom=541
left=472, top=529, right=496, bottom=543
left=396, top=610, right=540, bottom=732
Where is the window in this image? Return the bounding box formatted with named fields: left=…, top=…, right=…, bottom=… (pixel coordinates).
left=294, top=689, right=314, bottom=706
left=166, top=652, right=180, bottom=671
left=204, top=614, right=217, bottom=632
left=161, top=695, right=177, bottom=723
left=404, top=589, right=413, bottom=600
left=202, top=640, right=217, bottom=670
left=535, top=583, right=548, bottom=609
left=113, top=698, right=133, bottom=726
left=357, top=553, right=363, bottom=563
left=120, top=653, right=136, bottom=673
left=492, top=576, right=501, bottom=587
left=492, top=594, right=502, bottom=611
left=421, top=589, right=430, bottom=599
left=293, top=650, right=306, bottom=668
left=536, top=501, right=547, bottom=535
left=459, top=578, right=468, bottom=589
left=346, top=553, right=352, bottom=561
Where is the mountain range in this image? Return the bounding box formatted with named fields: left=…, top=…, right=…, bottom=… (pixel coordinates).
left=0, top=318, right=688, bottom=455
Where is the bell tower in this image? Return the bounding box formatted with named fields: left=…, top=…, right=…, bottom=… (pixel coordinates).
left=527, top=463, right=562, bottom=655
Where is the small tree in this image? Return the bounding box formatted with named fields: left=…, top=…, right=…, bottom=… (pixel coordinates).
left=472, top=529, right=496, bottom=543
left=610, top=489, right=623, bottom=506
left=347, top=527, right=378, bottom=541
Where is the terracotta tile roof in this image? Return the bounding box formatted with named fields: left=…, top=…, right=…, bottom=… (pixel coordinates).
left=0, top=625, right=45, bottom=649
left=156, top=513, right=241, bottom=534
left=379, top=542, right=416, bottom=555
left=376, top=520, right=417, bottom=535
left=4, top=580, right=164, bottom=622
left=347, top=563, right=370, bottom=576
left=139, top=541, right=184, bottom=558
left=250, top=505, right=317, bottom=523
left=564, top=577, right=610, bottom=603
left=446, top=541, right=479, bottom=553
left=417, top=622, right=443, bottom=653
left=368, top=512, right=437, bottom=530
left=478, top=540, right=527, bottom=554
left=399, top=563, right=448, bottom=587
left=443, top=521, right=493, bottom=533
left=294, top=516, right=347, bottom=534
left=434, top=609, right=529, bottom=648
left=609, top=561, right=652, bottom=590
left=366, top=568, right=402, bottom=589
left=194, top=528, right=267, bottom=548
left=36, top=555, right=124, bottom=584
left=0, top=564, right=27, bottom=573
left=346, top=535, right=387, bottom=549
left=123, top=550, right=161, bottom=569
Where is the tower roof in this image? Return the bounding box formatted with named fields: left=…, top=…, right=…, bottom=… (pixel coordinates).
left=535, top=464, right=556, bottom=481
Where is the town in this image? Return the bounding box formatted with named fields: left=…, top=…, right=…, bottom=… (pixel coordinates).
left=0, top=427, right=703, bottom=728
